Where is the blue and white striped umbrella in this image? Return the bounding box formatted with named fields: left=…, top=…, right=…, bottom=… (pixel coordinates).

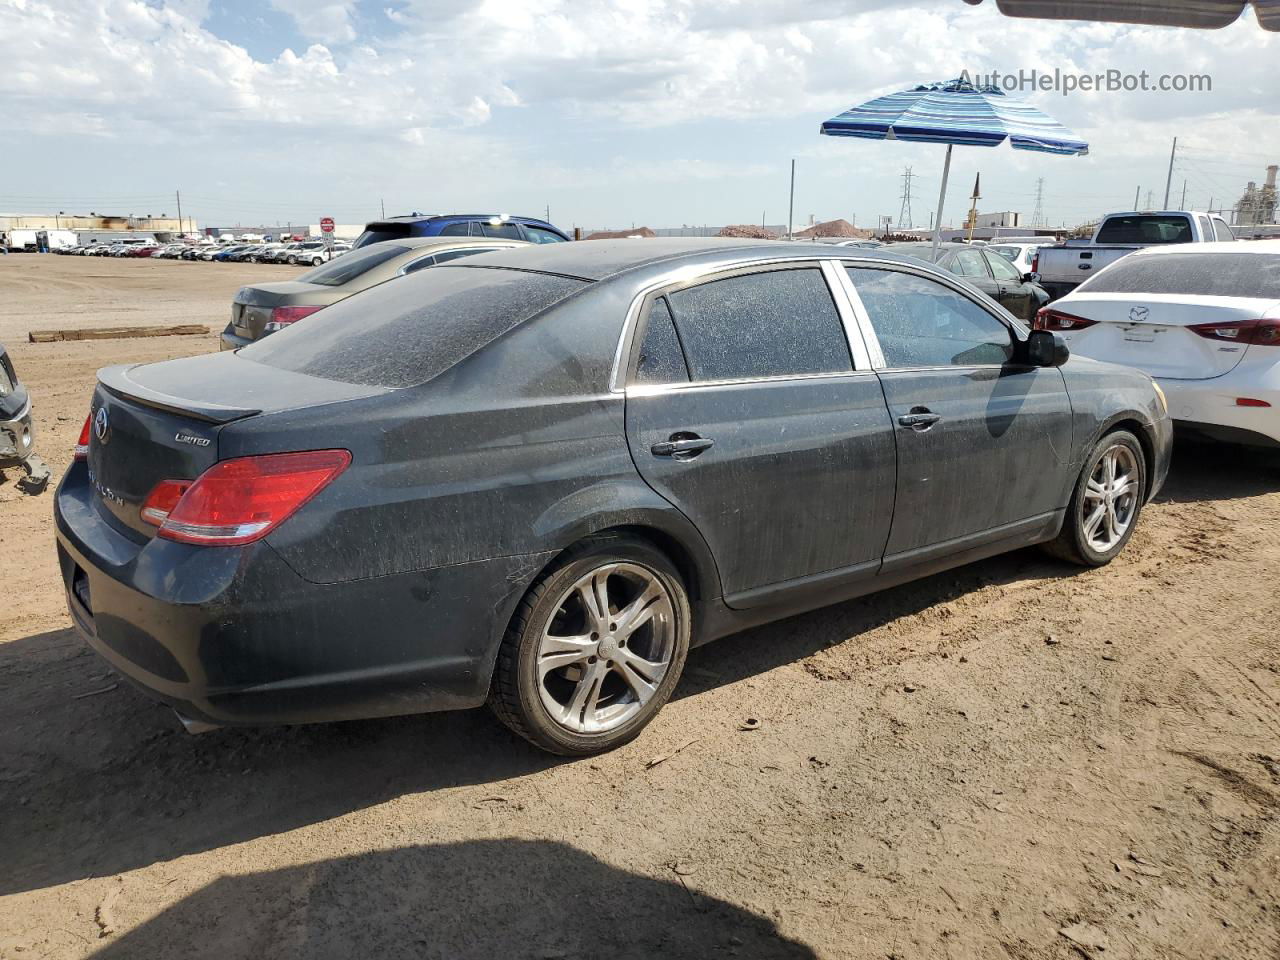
left=820, top=78, right=1089, bottom=251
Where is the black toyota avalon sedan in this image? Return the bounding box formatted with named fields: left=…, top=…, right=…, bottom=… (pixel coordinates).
left=55, top=240, right=1171, bottom=755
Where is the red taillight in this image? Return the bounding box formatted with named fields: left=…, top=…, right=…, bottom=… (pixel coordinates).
left=152, top=449, right=351, bottom=546
left=1034, top=307, right=1096, bottom=332
left=1031, top=252, right=1039, bottom=274
left=140, top=479, right=192, bottom=527
left=74, top=414, right=92, bottom=461
left=265, top=305, right=324, bottom=333
left=1236, top=397, right=1272, bottom=408
left=1188, top=319, right=1280, bottom=346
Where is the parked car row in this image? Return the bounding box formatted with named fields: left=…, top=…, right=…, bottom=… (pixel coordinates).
left=55, top=238, right=353, bottom=265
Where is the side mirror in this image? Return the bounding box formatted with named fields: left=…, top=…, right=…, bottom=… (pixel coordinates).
left=1022, top=272, right=1041, bottom=283
left=1026, top=329, right=1069, bottom=367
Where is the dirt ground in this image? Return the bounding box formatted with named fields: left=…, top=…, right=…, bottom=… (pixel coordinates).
left=0, top=254, right=1277, bottom=960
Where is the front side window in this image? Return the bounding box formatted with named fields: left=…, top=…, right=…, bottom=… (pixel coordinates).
left=525, top=226, right=568, bottom=244
left=665, top=268, right=852, bottom=382
left=480, top=222, right=524, bottom=240
left=847, top=267, right=1014, bottom=368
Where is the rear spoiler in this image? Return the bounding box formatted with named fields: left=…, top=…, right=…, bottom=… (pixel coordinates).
left=98, top=364, right=262, bottom=425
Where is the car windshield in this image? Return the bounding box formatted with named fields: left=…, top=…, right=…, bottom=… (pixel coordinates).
left=296, top=243, right=410, bottom=286
left=1078, top=252, right=1280, bottom=298
left=240, top=266, right=589, bottom=388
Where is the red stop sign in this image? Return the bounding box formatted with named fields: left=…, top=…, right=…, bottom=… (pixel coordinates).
left=320, top=217, right=335, bottom=233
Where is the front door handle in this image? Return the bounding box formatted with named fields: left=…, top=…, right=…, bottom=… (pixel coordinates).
left=651, top=435, right=715, bottom=459
left=898, top=410, right=942, bottom=431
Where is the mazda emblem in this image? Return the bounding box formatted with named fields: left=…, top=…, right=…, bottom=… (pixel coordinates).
left=1129, top=306, right=1149, bottom=323
left=93, top=407, right=110, bottom=443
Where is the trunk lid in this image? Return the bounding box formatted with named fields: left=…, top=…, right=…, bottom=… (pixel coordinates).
left=88, top=353, right=385, bottom=539
left=230, top=282, right=340, bottom=343
left=1055, top=293, right=1280, bottom=380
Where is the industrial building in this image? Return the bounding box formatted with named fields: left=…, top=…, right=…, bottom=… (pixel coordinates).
left=1235, top=165, right=1279, bottom=226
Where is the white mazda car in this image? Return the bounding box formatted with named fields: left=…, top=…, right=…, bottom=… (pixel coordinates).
left=1037, top=241, right=1280, bottom=448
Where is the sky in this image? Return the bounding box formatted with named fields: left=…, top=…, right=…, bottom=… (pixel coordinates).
left=1, top=0, right=1277, bottom=233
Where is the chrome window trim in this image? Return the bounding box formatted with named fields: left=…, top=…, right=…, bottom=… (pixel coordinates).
left=611, top=255, right=863, bottom=393
left=626, top=368, right=878, bottom=398
left=836, top=258, right=1025, bottom=372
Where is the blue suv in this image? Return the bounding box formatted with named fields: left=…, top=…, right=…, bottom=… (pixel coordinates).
left=352, top=213, right=571, bottom=249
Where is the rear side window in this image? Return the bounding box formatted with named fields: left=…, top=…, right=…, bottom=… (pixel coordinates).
left=1212, top=218, right=1235, bottom=242
left=438, top=222, right=474, bottom=237
left=633, top=297, right=689, bottom=385
left=353, top=224, right=412, bottom=248
left=1095, top=215, right=1192, bottom=244
left=666, top=268, right=851, bottom=382
left=1078, top=252, right=1280, bottom=298
left=240, top=267, right=588, bottom=388
left=848, top=267, right=1014, bottom=368
left=296, top=243, right=407, bottom=286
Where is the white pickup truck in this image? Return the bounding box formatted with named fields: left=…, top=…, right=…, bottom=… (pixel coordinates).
left=1036, top=211, right=1235, bottom=300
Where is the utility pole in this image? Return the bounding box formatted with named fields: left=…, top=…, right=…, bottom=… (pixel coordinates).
left=175, top=189, right=183, bottom=236
left=546, top=204, right=551, bottom=223
left=1162, top=136, right=1178, bottom=209
left=380, top=198, right=386, bottom=218
left=1208, top=196, right=1215, bottom=216
left=897, top=166, right=915, bottom=230
left=965, top=173, right=981, bottom=243
left=1146, top=189, right=1155, bottom=211
left=1133, top=185, right=1141, bottom=210
left=1031, top=177, right=1045, bottom=226
left=1180, top=179, right=1187, bottom=210
left=787, top=159, right=796, bottom=240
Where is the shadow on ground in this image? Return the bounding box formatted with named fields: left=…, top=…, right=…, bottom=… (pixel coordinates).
left=2, top=445, right=1275, bottom=897
left=1160, top=435, right=1280, bottom=503
left=87, top=840, right=816, bottom=960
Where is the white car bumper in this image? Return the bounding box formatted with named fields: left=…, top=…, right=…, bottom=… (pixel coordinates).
left=1157, top=356, right=1280, bottom=446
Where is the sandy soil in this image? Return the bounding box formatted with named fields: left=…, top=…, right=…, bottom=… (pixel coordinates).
left=1, top=255, right=1277, bottom=960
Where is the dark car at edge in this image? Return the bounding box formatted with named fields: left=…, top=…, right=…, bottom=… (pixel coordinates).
left=54, top=240, right=1171, bottom=755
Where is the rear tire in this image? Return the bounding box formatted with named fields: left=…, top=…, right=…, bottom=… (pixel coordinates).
left=489, top=535, right=691, bottom=756
left=286, top=255, right=297, bottom=265
left=1044, top=429, right=1147, bottom=567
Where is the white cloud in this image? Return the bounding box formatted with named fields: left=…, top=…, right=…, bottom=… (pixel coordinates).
left=268, top=0, right=357, bottom=44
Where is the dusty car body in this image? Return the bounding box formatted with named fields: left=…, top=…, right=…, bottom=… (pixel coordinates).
left=55, top=240, right=1171, bottom=754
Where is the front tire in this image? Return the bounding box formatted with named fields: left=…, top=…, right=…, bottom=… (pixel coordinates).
left=286, top=255, right=297, bottom=265
left=1044, top=429, right=1147, bottom=567
left=489, top=535, right=691, bottom=756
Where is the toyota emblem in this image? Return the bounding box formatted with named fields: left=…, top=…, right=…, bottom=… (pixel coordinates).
left=93, top=407, right=110, bottom=443
left=1129, top=306, right=1150, bottom=323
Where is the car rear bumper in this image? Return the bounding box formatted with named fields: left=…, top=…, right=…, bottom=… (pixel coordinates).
left=1156, top=374, right=1280, bottom=445
left=219, top=326, right=252, bottom=351
left=54, top=464, right=550, bottom=729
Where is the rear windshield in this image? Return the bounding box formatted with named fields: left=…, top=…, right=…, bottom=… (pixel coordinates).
left=353, top=223, right=413, bottom=248
left=239, top=267, right=588, bottom=388
left=1078, top=252, right=1280, bottom=299
left=1095, top=215, right=1192, bottom=244
left=296, top=243, right=409, bottom=286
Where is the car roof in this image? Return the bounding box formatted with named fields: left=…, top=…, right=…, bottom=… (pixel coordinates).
left=372, top=213, right=555, bottom=225
left=449, top=237, right=929, bottom=282
left=1128, top=239, right=1280, bottom=256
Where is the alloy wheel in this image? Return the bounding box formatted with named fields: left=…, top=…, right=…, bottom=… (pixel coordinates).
left=536, top=562, right=676, bottom=734
left=1082, top=443, right=1139, bottom=553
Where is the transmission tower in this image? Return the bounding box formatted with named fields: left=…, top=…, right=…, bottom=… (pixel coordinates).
left=1031, top=177, right=1045, bottom=226
left=897, top=166, right=916, bottom=230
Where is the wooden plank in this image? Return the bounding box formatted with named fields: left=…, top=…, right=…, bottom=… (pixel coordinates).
left=29, top=324, right=209, bottom=343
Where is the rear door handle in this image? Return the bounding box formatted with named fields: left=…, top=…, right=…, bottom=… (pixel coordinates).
left=898, top=411, right=942, bottom=431
left=651, top=435, right=715, bottom=459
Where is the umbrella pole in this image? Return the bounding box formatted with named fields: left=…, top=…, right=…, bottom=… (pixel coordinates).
left=931, top=143, right=953, bottom=259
